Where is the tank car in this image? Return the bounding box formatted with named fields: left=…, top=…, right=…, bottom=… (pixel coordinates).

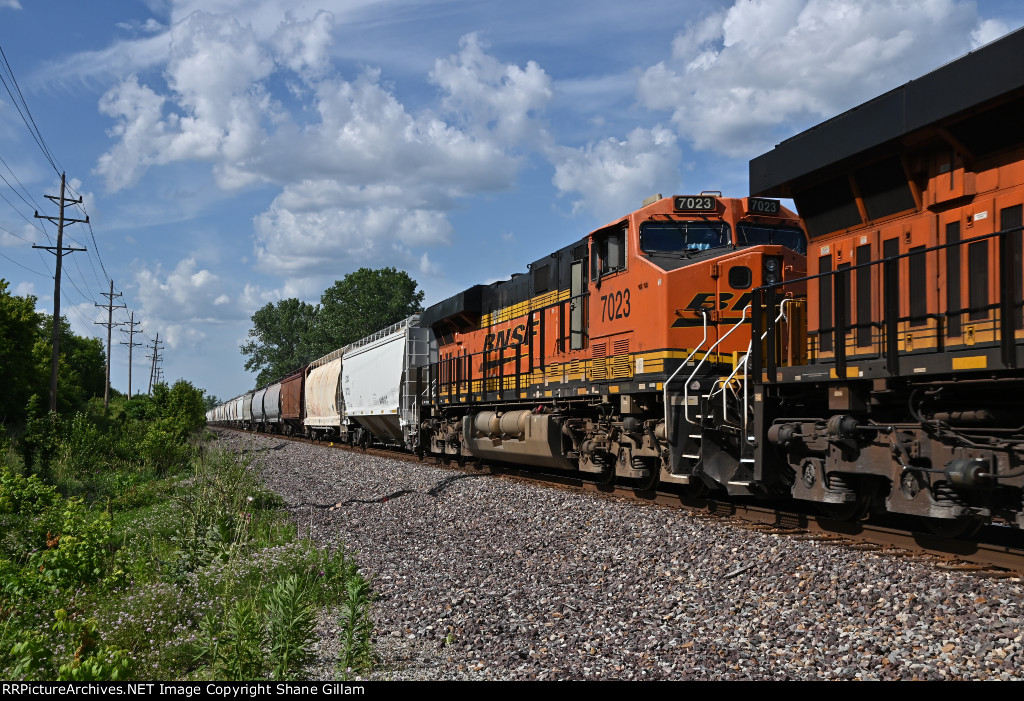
left=417, top=194, right=807, bottom=490
left=747, top=27, right=1024, bottom=534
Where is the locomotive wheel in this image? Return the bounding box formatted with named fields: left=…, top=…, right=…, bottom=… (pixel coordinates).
left=921, top=516, right=984, bottom=539
left=596, top=460, right=616, bottom=487
left=680, top=479, right=708, bottom=499
left=636, top=461, right=660, bottom=492
left=817, top=494, right=870, bottom=522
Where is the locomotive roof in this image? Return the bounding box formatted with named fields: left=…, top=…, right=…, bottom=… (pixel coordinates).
left=749, top=27, right=1024, bottom=197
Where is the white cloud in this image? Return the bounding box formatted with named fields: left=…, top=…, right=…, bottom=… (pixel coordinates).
left=0, top=0, right=21, bottom=9
left=63, top=302, right=105, bottom=343
left=96, top=13, right=280, bottom=191
left=93, top=14, right=551, bottom=278
left=430, top=33, right=553, bottom=145
left=271, top=9, right=335, bottom=78
left=637, top=0, right=991, bottom=157
left=131, top=257, right=244, bottom=348
left=95, top=75, right=172, bottom=191
left=253, top=189, right=453, bottom=275
left=549, top=126, right=682, bottom=220
left=972, top=18, right=1012, bottom=48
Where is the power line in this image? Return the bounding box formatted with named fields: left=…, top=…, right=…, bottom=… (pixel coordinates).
left=0, top=44, right=61, bottom=175
left=0, top=249, right=48, bottom=277
left=0, top=154, right=45, bottom=214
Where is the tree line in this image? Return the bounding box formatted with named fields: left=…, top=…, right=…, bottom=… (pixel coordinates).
left=240, top=267, right=425, bottom=387
left=0, top=279, right=106, bottom=425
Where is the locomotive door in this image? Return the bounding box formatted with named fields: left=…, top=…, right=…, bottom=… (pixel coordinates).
left=570, top=260, right=586, bottom=350
left=1001, top=203, right=1023, bottom=340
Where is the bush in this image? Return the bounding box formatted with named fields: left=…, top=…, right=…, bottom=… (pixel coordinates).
left=28, top=497, right=119, bottom=587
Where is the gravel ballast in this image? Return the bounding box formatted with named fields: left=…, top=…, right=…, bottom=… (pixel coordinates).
left=216, top=429, right=1024, bottom=681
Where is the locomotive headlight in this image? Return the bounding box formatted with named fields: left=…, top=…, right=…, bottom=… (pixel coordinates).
left=764, top=271, right=779, bottom=285
left=763, top=256, right=781, bottom=285
left=764, top=257, right=780, bottom=273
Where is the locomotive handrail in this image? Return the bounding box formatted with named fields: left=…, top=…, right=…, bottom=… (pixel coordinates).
left=752, top=221, right=1024, bottom=380
left=715, top=297, right=797, bottom=439
left=684, top=306, right=750, bottom=424
left=663, top=310, right=707, bottom=448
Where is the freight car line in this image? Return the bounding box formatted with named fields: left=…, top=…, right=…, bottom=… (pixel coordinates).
left=214, top=426, right=1024, bottom=576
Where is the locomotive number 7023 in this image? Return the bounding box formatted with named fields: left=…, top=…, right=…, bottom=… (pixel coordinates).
left=600, top=289, right=631, bottom=322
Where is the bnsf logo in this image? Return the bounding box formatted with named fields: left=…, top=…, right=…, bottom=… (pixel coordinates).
left=685, top=292, right=752, bottom=311
left=483, top=321, right=537, bottom=351
left=671, top=291, right=753, bottom=327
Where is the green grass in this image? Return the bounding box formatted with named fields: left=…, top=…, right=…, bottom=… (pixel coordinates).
left=0, top=418, right=375, bottom=681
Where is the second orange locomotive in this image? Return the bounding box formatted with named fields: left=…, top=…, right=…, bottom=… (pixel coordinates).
left=419, top=193, right=807, bottom=489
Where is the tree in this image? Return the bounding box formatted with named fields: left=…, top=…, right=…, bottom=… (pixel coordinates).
left=0, top=280, right=43, bottom=423
left=31, top=314, right=106, bottom=416
left=240, top=298, right=319, bottom=387
left=313, top=268, right=424, bottom=356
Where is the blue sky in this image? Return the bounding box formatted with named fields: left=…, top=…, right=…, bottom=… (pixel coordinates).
left=1, top=0, right=1022, bottom=401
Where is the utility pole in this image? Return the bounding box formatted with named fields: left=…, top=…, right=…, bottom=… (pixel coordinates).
left=147, top=333, right=164, bottom=395
left=33, top=172, right=88, bottom=413
left=119, top=312, right=143, bottom=396
left=94, top=280, right=125, bottom=414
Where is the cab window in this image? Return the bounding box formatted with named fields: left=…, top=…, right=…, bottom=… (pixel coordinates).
left=591, top=226, right=626, bottom=279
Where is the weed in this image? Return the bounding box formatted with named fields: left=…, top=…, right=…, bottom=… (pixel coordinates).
left=266, top=574, right=316, bottom=680
left=337, top=576, right=374, bottom=680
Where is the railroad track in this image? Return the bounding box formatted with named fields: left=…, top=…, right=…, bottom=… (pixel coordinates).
left=215, top=426, right=1024, bottom=577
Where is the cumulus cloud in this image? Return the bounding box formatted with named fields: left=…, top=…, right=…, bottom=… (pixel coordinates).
left=549, top=126, right=682, bottom=220
left=94, top=11, right=549, bottom=278
left=131, top=257, right=244, bottom=348
left=96, top=13, right=279, bottom=191
left=430, top=33, right=553, bottom=144
left=972, top=18, right=1012, bottom=48
left=271, top=10, right=335, bottom=78
left=253, top=186, right=453, bottom=275
left=637, top=0, right=990, bottom=157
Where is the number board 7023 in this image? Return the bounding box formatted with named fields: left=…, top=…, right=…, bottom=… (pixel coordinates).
left=600, top=289, right=631, bottom=322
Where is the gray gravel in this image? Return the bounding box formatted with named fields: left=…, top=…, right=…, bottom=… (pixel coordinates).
left=215, top=429, right=1024, bottom=680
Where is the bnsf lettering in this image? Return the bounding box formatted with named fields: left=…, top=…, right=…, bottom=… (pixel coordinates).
left=483, top=321, right=536, bottom=351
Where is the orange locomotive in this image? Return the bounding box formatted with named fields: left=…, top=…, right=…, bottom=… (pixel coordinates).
left=748, top=27, right=1024, bottom=533
left=419, top=194, right=806, bottom=489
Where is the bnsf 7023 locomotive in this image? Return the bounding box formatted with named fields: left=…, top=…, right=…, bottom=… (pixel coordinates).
left=419, top=193, right=806, bottom=490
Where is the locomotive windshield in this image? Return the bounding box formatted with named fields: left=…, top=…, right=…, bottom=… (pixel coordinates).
left=639, top=220, right=731, bottom=255
left=736, top=223, right=807, bottom=255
